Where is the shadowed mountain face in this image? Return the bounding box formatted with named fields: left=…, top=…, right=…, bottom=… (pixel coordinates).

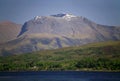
left=0, top=14, right=120, bottom=55
left=0, top=21, right=21, bottom=44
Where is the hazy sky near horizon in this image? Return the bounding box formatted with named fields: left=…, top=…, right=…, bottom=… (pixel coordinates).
left=0, top=0, right=120, bottom=26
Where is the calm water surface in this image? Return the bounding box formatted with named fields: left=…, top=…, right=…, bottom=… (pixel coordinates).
left=0, top=71, right=120, bottom=81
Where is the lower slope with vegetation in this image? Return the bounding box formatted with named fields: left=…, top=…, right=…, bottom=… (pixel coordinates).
left=0, top=41, right=120, bottom=71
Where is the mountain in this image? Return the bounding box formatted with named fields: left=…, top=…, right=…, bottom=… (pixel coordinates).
left=0, top=14, right=120, bottom=55
left=18, top=14, right=120, bottom=41
left=0, top=21, right=21, bottom=44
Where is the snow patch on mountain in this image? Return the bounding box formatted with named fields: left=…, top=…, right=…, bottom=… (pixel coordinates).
left=34, top=16, right=41, bottom=20
left=51, top=13, right=76, bottom=21
left=62, top=14, right=76, bottom=21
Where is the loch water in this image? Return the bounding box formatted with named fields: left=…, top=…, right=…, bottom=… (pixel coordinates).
left=0, top=71, right=120, bottom=81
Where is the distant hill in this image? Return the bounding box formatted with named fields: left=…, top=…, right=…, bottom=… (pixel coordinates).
left=0, top=21, right=21, bottom=44
left=0, top=41, right=120, bottom=71
left=0, top=14, right=120, bottom=55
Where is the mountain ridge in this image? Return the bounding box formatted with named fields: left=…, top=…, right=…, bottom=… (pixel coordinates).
left=0, top=21, right=22, bottom=44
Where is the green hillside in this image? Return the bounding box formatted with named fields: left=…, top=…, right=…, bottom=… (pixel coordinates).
left=0, top=41, right=120, bottom=71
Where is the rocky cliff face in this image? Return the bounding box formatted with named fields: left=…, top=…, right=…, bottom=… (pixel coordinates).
left=0, top=14, right=120, bottom=55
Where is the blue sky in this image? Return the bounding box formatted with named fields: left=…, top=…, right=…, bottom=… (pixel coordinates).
left=0, top=0, right=120, bottom=26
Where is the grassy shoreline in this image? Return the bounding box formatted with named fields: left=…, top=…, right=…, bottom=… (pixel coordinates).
left=0, top=41, right=120, bottom=72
